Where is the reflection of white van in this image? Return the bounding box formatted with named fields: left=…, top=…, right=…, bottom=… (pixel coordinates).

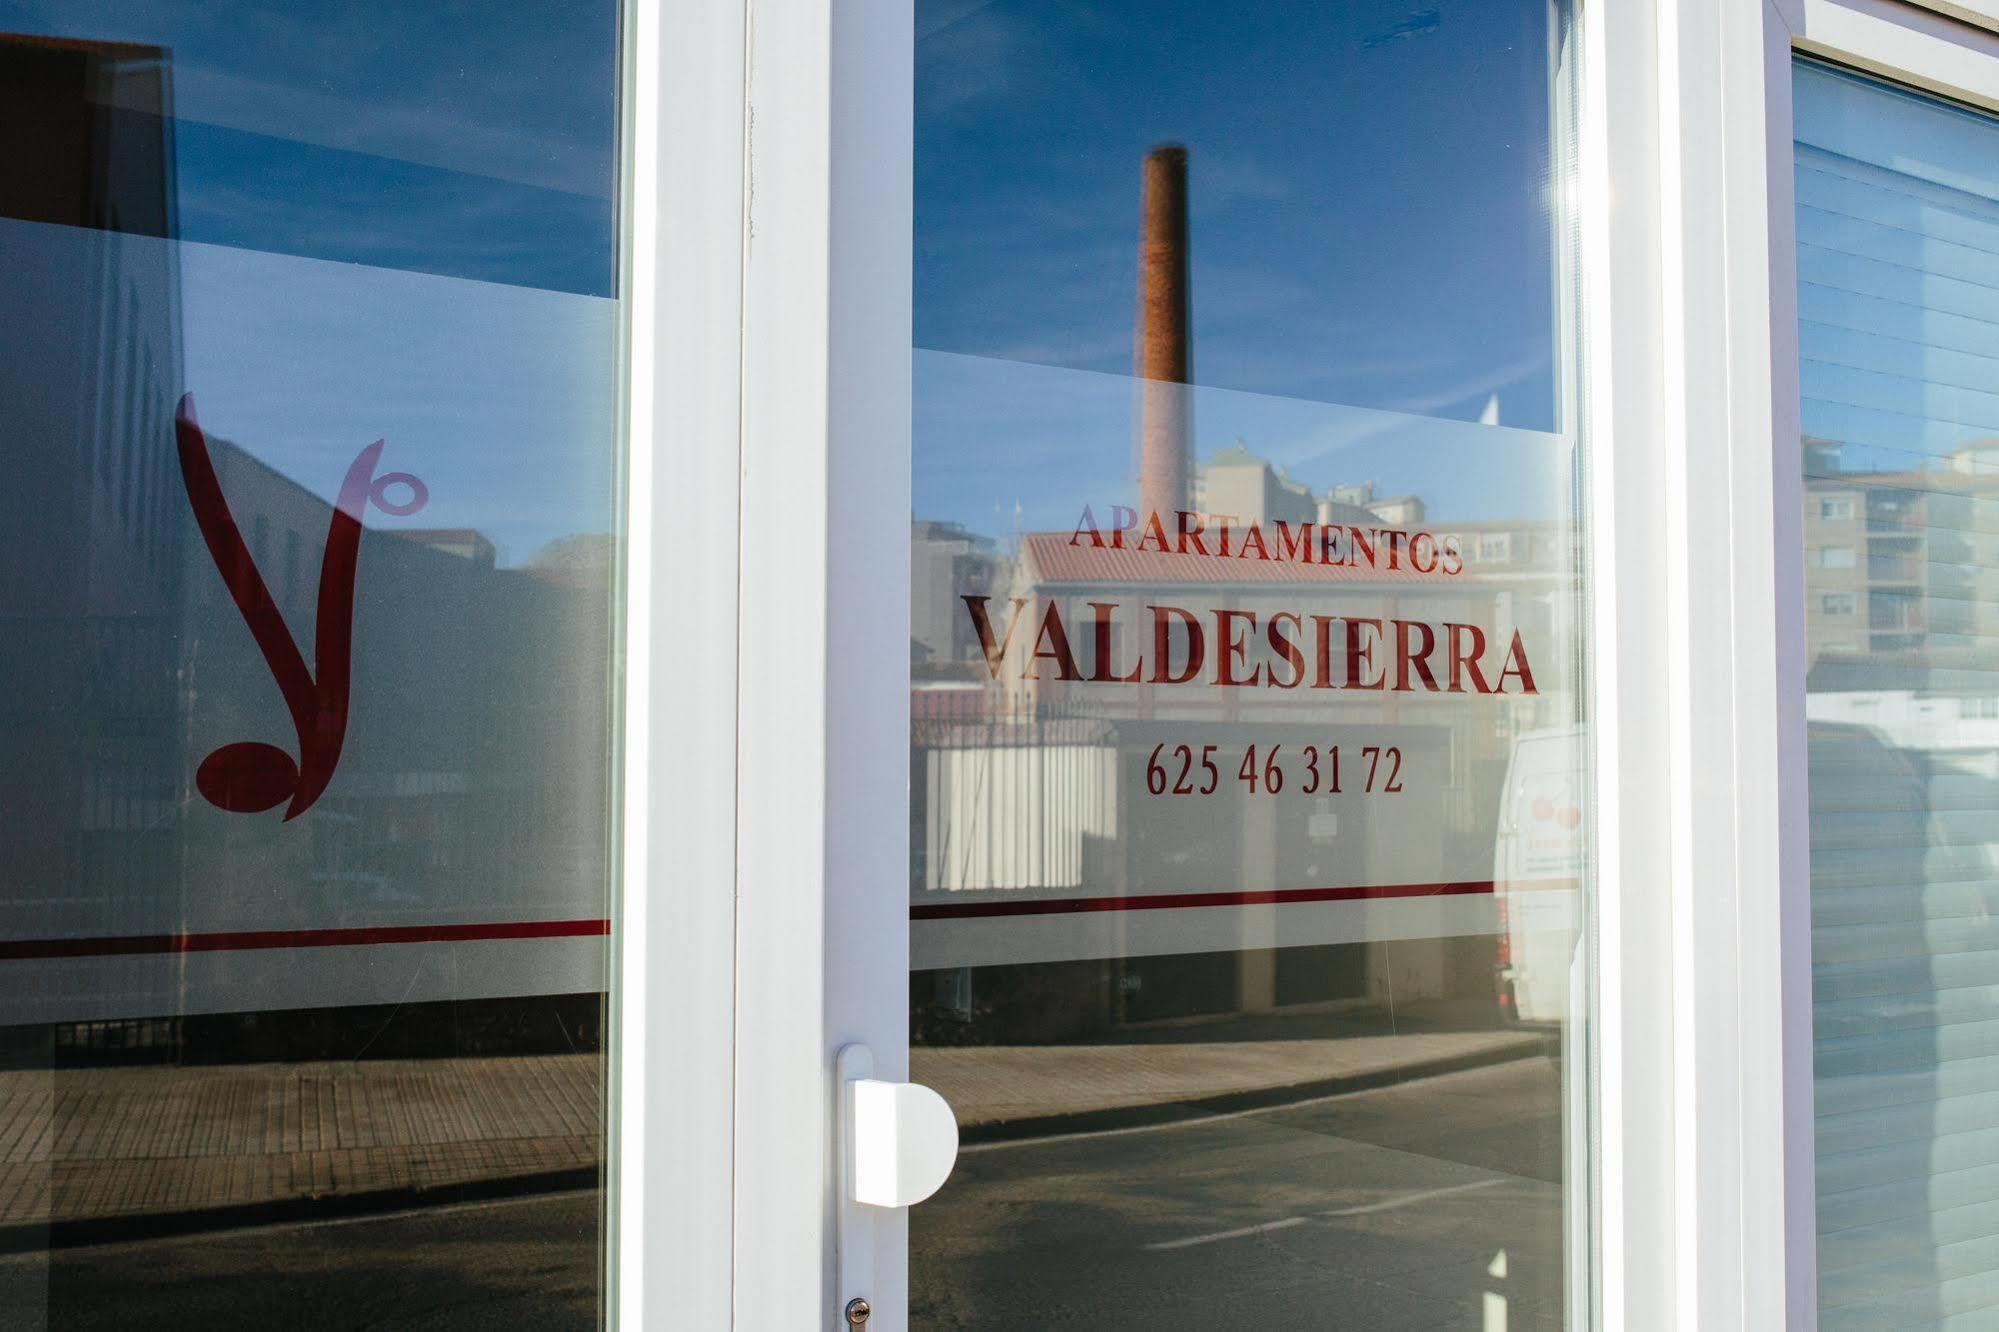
left=1494, top=726, right=1584, bottom=1026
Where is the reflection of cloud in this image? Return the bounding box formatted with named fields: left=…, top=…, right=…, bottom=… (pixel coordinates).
left=1375, top=350, right=1550, bottom=423
left=1361, top=9, right=1443, bottom=50
left=16, top=0, right=616, bottom=194
left=171, top=119, right=611, bottom=293
left=917, top=6, right=1026, bottom=110
left=169, top=65, right=614, bottom=197
left=177, top=237, right=617, bottom=565
left=914, top=349, right=1570, bottom=535
left=917, top=0, right=1007, bottom=42
left=1199, top=154, right=1295, bottom=206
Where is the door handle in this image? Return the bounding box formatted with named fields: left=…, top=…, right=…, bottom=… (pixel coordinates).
left=835, top=1044, right=959, bottom=1327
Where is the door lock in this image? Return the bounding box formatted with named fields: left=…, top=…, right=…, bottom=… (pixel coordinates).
left=845, top=1296, right=872, bottom=1328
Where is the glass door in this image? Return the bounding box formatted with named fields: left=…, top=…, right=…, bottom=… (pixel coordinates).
left=0, top=3, right=625, bottom=1325
left=906, top=1, right=1593, bottom=1325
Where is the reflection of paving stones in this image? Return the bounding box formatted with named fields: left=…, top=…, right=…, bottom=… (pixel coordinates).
left=915, top=1026, right=1545, bottom=1130
left=0, top=1054, right=600, bottom=1231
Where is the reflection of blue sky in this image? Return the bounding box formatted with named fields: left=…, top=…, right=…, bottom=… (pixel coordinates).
left=1796, top=63, right=1999, bottom=476
left=916, top=351, right=1571, bottom=535
left=179, top=240, right=615, bottom=565
left=2, top=0, right=615, bottom=293
left=916, top=0, right=1565, bottom=471
left=1, top=0, right=619, bottom=560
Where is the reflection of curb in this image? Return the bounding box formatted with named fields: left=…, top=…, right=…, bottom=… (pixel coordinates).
left=957, top=1033, right=1555, bottom=1147
left=0, top=1165, right=598, bottom=1254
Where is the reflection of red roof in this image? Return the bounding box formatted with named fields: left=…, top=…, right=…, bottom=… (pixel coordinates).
left=911, top=686, right=990, bottom=721
left=1019, top=530, right=1452, bottom=587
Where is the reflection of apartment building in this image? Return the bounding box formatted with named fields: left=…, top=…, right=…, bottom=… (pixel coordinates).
left=1803, top=437, right=1999, bottom=660
left=911, top=520, right=999, bottom=676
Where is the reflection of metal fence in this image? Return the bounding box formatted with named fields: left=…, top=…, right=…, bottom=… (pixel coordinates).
left=2, top=995, right=608, bottom=1070
left=56, top=1017, right=183, bottom=1059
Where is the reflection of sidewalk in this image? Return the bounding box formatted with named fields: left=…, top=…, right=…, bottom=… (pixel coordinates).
left=0, top=1054, right=599, bottom=1239
left=916, top=1010, right=1550, bottom=1141
left=0, top=1015, right=1545, bottom=1240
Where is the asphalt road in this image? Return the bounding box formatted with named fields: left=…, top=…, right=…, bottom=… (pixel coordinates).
left=0, top=1059, right=1564, bottom=1330
left=0, top=1192, right=603, bottom=1331
left=912, top=1058, right=1568, bottom=1330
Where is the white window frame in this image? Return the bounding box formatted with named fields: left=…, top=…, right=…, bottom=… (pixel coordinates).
left=1593, top=1, right=1999, bottom=1328
left=615, top=0, right=749, bottom=1325
left=622, top=0, right=1999, bottom=1328
left=1770, top=4, right=1999, bottom=1326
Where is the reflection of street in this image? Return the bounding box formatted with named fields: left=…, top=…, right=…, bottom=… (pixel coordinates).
left=913, top=1059, right=1564, bottom=1330
left=0, top=1191, right=599, bottom=1330
left=5, top=1061, right=1559, bottom=1330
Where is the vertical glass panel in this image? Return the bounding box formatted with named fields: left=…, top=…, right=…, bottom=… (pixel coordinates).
left=910, top=3, right=1590, bottom=1325
left=0, top=3, right=621, bottom=1325
left=1797, top=59, right=1999, bottom=1330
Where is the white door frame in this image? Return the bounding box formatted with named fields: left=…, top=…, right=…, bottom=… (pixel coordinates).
left=615, top=0, right=752, bottom=1325
left=620, top=0, right=1999, bottom=1327
left=730, top=0, right=915, bottom=1326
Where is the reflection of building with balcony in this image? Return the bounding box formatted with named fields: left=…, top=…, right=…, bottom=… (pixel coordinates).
left=1804, top=436, right=1999, bottom=785
left=912, top=520, right=1000, bottom=675
left=1804, top=437, right=1999, bottom=659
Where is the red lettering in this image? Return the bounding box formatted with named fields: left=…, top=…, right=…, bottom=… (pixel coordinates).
left=1345, top=617, right=1385, bottom=690
left=1267, top=613, right=1305, bottom=688
left=963, top=596, right=1029, bottom=679
left=1445, top=623, right=1495, bottom=693
left=1175, top=510, right=1209, bottom=555
left=1214, top=609, right=1262, bottom=687
left=1393, top=619, right=1440, bottom=691
left=1496, top=630, right=1539, bottom=694
left=1311, top=614, right=1340, bottom=688
left=1410, top=532, right=1438, bottom=573
left=1149, top=605, right=1205, bottom=684
left=1087, top=602, right=1143, bottom=683
left=1028, top=600, right=1083, bottom=680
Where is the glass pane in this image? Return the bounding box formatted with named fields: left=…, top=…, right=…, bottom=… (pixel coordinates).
left=1796, top=59, right=1999, bottom=1330
left=0, top=4, right=622, bottom=1325
left=910, top=3, right=1590, bottom=1326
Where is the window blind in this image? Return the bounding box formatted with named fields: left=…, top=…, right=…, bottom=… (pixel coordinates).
left=1798, top=58, right=1999, bottom=1329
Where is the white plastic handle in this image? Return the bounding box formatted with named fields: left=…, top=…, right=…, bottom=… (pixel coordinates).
left=849, top=1076, right=959, bottom=1208
left=836, top=1044, right=962, bottom=1321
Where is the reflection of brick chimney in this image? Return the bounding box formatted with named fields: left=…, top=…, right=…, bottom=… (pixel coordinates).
left=1136, top=144, right=1190, bottom=520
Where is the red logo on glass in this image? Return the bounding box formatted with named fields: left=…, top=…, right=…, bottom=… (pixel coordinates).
left=175, top=394, right=428, bottom=818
